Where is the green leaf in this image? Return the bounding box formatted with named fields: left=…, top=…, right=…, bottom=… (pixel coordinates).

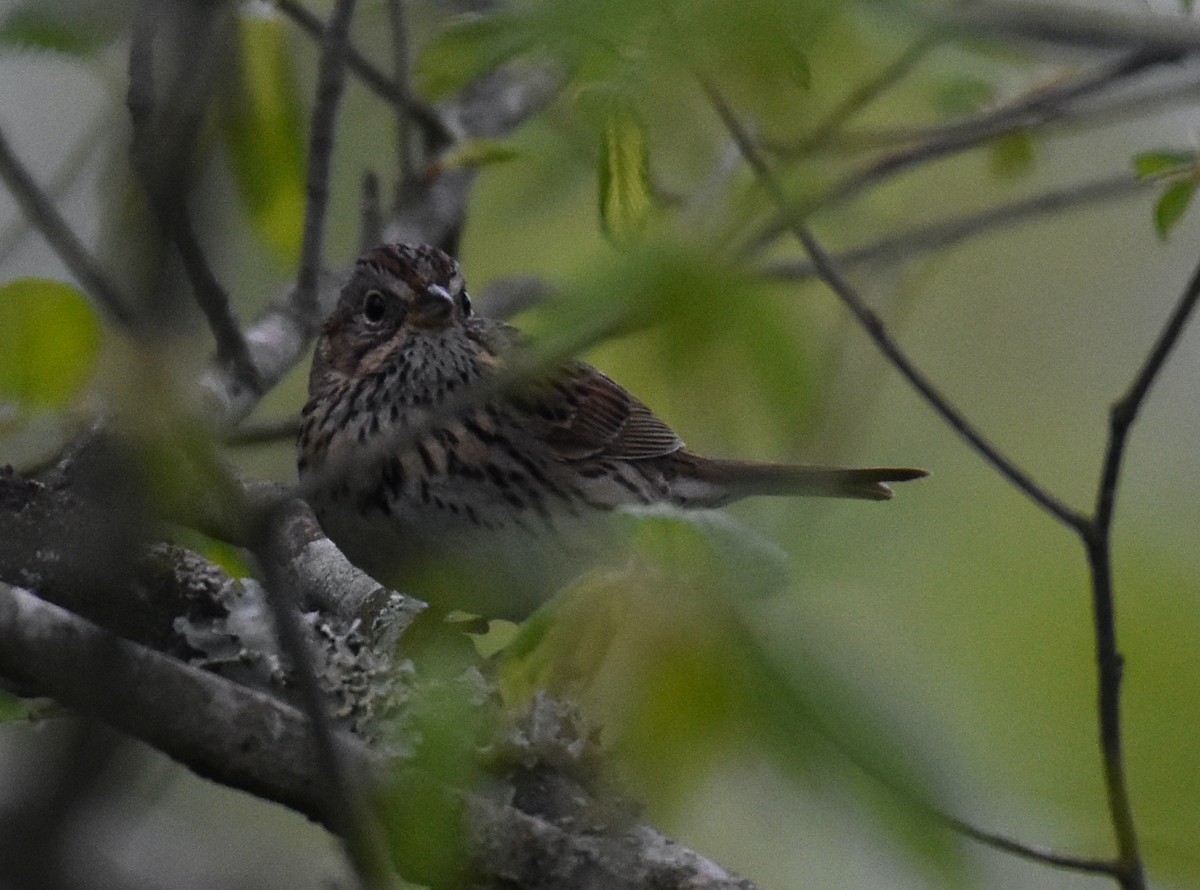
left=1155, top=180, right=1196, bottom=240
left=218, top=13, right=306, bottom=266
left=0, top=6, right=113, bottom=55
left=1134, top=150, right=1196, bottom=180
left=416, top=14, right=525, bottom=101
left=0, top=278, right=101, bottom=413
left=988, top=130, right=1035, bottom=180
left=932, top=76, right=995, bottom=116
left=598, top=105, right=654, bottom=243
left=435, top=138, right=520, bottom=173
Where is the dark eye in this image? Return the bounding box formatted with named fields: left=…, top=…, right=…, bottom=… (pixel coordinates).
left=457, top=290, right=472, bottom=316
left=363, top=289, right=387, bottom=323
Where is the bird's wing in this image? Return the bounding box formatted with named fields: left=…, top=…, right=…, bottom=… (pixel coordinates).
left=520, top=362, right=684, bottom=461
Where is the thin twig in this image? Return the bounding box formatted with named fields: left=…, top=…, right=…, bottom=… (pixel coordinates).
left=1078, top=257, right=1200, bottom=890
left=223, top=416, right=303, bottom=447
left=127, top=1, right=260, bottom=391
left=769, top=32, right=944, bottom=157
left=747, top=47, right=1182, bottom=254
left=706, top=81, right=1087, bottom=531
left=256, top=506, right=393, bottom=889
left=274, top=0, right=454, bottom=151
left=293, top=0, right=358, bottom=323
left=386, top=0, right=416, bottom=193
left=360, top=170, right=383, bottom=253
left=763, top=172, right=1153, bottom=283
left=0, top=126, right=134, bottom=328
left=939, top=0, right=1200, bottom=53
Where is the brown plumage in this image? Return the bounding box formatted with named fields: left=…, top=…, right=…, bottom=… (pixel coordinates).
left=298, top=243, right=925, bottom=617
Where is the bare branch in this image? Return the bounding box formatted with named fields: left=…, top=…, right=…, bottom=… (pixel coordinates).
left=386, top=0, right=417, bottom=191
left=256, top=500, right=394, bottom=889
left=762, top=172, right=1153, bottom=283
left=294, top=0, right=358, bottom=322
left=274, top=0, right=454, bottom=151
left=1076, top=255, right=1200, bottom=890
left=938, top=1, right=1200, bottom=53
left=706, top=82, right=1088, bottom=531
left=0, top=125, right=134, bottom=328
left=127, top=0, right=259, bottom=392
left=747, top=47, right=1183, bottom=254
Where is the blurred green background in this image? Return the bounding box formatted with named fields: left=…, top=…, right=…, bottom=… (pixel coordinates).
left=1, top=0, right=1198, bottom=888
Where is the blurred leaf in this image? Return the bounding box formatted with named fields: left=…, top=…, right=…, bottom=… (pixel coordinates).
left=988, top=130, right=1034, bottom=180
left=378, top=643, right=487, bottom=884
left=0, top=278, right=101, bottom=416
left=0, top=3, right=121, bottom=55
left=435, top=138, right=520, bottom=173
left=501, top=513, right=964, bottom=881
left=415, top=13, right=527, bottom=100
left=598, top=105, right=654, bottom=243
left=0, top=692, right=36, bottom=723
left=932, top=75, right=994, bottom=116
left=1154, top=180, right=1196, bottom=240
left=1134, top=150, right=1195, bottom=180
left=218, top=13, right=306, bottom=266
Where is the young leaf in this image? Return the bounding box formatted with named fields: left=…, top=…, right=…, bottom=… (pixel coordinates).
left=0, top=278, right=101, bottom=411
left=218, top=13, right=306, bottom=266
left=0, top=5, right=115, bottom=55
left=989, top=130, right=1035, bottom=180
left=434, top=138, right=520, bottom=174
left=598, top=105, right=654, bottom=243
left=415, top=14, right=524, bottom=101
left=1134, top=150, right=1196, bottom=180
left=1155, top=180, right=1196, bottom=240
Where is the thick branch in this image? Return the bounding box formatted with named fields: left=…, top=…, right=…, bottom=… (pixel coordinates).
left=0, top=583, right=757, bottom=890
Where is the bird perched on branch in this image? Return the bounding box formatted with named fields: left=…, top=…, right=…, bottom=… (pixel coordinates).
left=299, top=243, right=925, bottom=619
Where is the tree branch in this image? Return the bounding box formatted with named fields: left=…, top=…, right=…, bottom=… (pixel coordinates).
left=707, top=82, right=1088, bottom=531
left=293, top=0, right=357, bottom=323
left=1076, top=254, right=1200, bottom=890
left=747, top=46, right=1183, bottom=254
left=0, top=581, right=758, bottom=890
left=273, top=0, right=454, bottom=151
left=127, top=0, right=259, bottom=392
left=0, top=125, right=134, bottom=328
left=762, top=172, right=1153, bottom=283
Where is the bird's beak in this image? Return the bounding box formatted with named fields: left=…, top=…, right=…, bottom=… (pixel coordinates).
left=410, top=284, right=455, bottom=328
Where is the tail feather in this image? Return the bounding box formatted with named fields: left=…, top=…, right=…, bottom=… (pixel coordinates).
left=671, top=456, right=927, bottom=506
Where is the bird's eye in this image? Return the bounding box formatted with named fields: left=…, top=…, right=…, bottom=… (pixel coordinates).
left=457, top=290, right=472, bottom=316
left=363, top=290, right=387, bottom=323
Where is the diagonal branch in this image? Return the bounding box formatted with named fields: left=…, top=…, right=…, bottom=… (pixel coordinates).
left=293, top=0, right=358, bottom=323
left=274, top=0, right=454, bottom=152
left=747, top=47, right=1183, bottom=254
left=0, top=125, right=134, bottom=329
left=706, top=81, right=1088, bottom=532
left=762, top=172, right=1153, bottom=283
left=127, top=0, right=259, bottom=392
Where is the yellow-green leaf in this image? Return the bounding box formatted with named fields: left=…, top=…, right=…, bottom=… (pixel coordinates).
left=1134, top=150, right=1195, bottom=180
left=598, top=105, right=654, bottom=244
left=0, top=278, right=101, bottom=412
left=1155, top=180, right=1196, bottom=240
left=435, top=138, right=520, bottom=173
left=415, top=14, right=523, bottom=101
left=989, top=130, right=1035, bottom=180
left=218, top=13, right=306, bottom=266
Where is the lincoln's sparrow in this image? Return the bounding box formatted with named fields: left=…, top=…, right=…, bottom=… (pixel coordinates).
left=298, top=243, right=925, bottom=618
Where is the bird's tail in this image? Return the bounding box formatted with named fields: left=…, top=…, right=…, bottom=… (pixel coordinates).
left=671, top=455, right=927, bottom=506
